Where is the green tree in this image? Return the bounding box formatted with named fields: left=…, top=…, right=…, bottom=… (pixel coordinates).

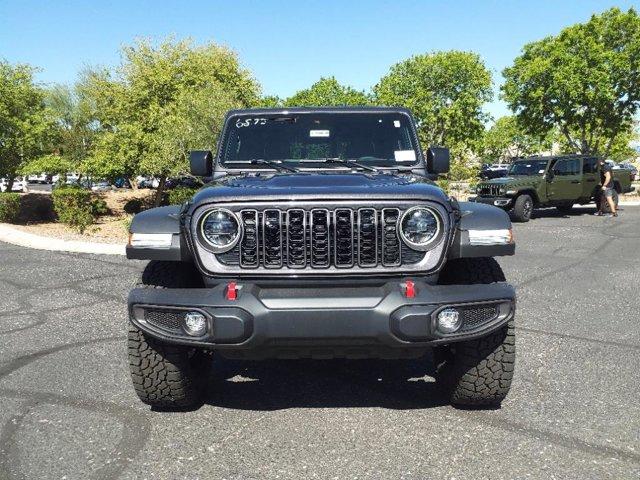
left=374, top=51, right=493, bottom=180
left=285, top=77, right=371, bottom=107
left=0, top=60, right=52, bottom=188
left=22, top=80, right=99, bottom=180
left=374, top=51, right=493, bottom=150
left=481, top=116, right=552, bottom=162
left=257, top=95, right=283, bottom=108
left=502, top=7, right=640, bottom=158
left=554, top=122, right=639, bottom=161
left=85, top=38, right=261, bottom=204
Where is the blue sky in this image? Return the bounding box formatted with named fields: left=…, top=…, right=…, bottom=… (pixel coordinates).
left=1, top=0, right=639, bottom=120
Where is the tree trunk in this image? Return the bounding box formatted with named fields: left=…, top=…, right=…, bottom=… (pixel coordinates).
left=6, top=175, right=15, bottom=193
left=129, top=177, right=138, bottom=191
left=154, top=176, right=167, bottom=207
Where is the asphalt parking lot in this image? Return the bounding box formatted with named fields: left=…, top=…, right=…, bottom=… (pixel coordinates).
left=0, top=205, right=639, bottom=480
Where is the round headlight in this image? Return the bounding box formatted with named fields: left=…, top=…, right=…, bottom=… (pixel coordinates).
left=200, top=208, right=241, bottom=252
left=399, top=207, right=441, bottom=250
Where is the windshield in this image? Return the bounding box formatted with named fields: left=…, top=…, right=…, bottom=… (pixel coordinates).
left=507, top=160, right=548, bottom=176
left=219, top=112, right=419, bottom=168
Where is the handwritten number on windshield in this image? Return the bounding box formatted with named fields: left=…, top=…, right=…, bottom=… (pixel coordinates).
left=235, top=118, right=267, bottom=128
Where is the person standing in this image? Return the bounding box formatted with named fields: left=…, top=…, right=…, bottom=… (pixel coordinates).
left=594, top=158, right=618, bottom=217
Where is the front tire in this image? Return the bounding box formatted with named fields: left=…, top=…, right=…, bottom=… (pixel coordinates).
left=128, top=261, right=210, bottom=409
left=512, top=194, right=533, bottom=222
left=436, top=258, right=515, bottom=408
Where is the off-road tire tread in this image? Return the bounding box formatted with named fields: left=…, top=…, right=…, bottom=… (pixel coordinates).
left=448, top=321, right=515, bottom=406
left=437, top=257, right=515, bottom=407
left=512, top=194, right=532, bottom=222
left=128, top=260, right=207, bottom=408
left=128, top=325, right=206, bottom=408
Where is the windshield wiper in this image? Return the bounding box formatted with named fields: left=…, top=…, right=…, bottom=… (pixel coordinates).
left=322, top=157, right=379, bottom=172
left=249, top=159, right=299, bottom=174
left=387, top=165, right=431, bottom=179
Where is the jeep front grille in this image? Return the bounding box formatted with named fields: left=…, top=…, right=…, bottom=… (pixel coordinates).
left=193, top=202, right=449, bottom=275
left=478, top=184, right=502, bottom=196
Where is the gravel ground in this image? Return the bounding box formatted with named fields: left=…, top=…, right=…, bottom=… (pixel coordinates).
left=0, top=205, right=638, bottom=480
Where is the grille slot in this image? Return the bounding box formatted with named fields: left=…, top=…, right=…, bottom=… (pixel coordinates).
left=287, top=209, right=307, bottom=268
left=334, top=209, right=354, bottom=268
left=381, top=208, right=401, bottom=266
left=239, top=210, right=259, bottom=268
left=310, top=209, right=330, bottom=268
left=357, top=208, right=377, bottom=267
left=262, top=209, right=283, bottom=268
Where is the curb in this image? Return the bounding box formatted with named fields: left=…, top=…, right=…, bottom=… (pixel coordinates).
left=0, top=223, right=126, bottom=256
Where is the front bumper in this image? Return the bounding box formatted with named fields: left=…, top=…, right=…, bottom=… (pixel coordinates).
left=469, top=195, right=513, bottom=208
left=128, top=280, right=515, bottom=358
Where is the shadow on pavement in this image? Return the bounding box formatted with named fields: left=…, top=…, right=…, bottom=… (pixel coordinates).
left=513, top=206, right=600, bottom=221
left=201, top=355, right=449, bottom=411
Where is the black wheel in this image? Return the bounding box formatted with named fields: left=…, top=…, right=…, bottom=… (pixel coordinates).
left=436, top=258, right=515, bottom=408
left=128, top=261, right=210, bottom=409
left=556, top=204, right=573, bottom=215
left=512, top=194, right=533, bottom=222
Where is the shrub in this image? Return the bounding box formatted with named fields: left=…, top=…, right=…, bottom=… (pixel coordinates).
left=167, top=187, right=198, bottom=206
left=52, top=187, right=105, bottom=233
left=0, top=193, right=21, bottom=223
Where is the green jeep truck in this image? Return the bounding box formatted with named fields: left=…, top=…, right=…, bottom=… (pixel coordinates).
left=471, top=155, right=635, bottom=222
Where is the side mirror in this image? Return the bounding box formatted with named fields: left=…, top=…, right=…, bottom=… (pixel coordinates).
left=426, top=147, right=450, bottom=175
left=189, top=150, right=213, bottom=177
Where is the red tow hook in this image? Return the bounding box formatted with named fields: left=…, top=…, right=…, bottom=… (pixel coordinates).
left=226, top=282, right=238, bottom=300
left=404, top=280, right=416, bottom=299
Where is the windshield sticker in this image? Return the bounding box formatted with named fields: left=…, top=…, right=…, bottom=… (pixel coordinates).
left=394, top=150, right=416, bottom=162
left=538, top=169, right=545, bottom=174
left=394, top=120, right=401, bottom=128
left=235, top=118, right=266, bottom=128
left=309, top=129, right=330, bottom=138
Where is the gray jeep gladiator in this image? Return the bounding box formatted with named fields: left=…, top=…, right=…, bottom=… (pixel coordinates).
left=126, top=107, right=516, bottom=409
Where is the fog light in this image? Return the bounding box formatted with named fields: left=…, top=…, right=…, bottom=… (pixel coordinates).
left=437, top=308, right=461, bottom=333
left=183, top=311, right=207, bottom=336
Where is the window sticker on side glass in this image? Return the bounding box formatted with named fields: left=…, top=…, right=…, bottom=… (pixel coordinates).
left=394, top=150, right=416, bottom=162
left=309, top=130, right=330, bottom=138
left=393, top=120, right=401, bottom=128
left=538, top=169, right=545, bottom=174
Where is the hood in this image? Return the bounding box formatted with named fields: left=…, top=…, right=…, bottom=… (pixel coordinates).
left=192, top=172, right=450, bottom=204
left=483, top=175, right=542, bottom=186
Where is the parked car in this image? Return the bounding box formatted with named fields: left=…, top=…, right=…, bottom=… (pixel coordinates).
left=91, top=181, right=112, bottom=192
left=1, top=177, right=27, bottom=192
left=165, top=176, right=203, bottom=189
left=479, top=163, right=509, bottom=179
left=617, top=161, right=638, bottom=181
left=126, top=106, right=517, bottom=410
left=137, top=176, right=160, bottom=189
left=471, top=155, right=635, bottom=222
left=27, top=173, right=52, bottom=184
left=65, top=172, right=80, bottom=185
left=113, top=177, right=132, bottom=189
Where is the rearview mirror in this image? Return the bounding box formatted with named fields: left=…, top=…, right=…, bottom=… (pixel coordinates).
left=189, top=150, right=213, bottom=177
left=426, top=147, right=450, bottom=175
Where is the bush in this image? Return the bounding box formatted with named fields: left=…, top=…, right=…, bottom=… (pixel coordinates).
left=167, top=187, right=198, bottom=206
left=52, top=187, right=106, bottom=233
left=0, top=193, right=21, bottom=223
